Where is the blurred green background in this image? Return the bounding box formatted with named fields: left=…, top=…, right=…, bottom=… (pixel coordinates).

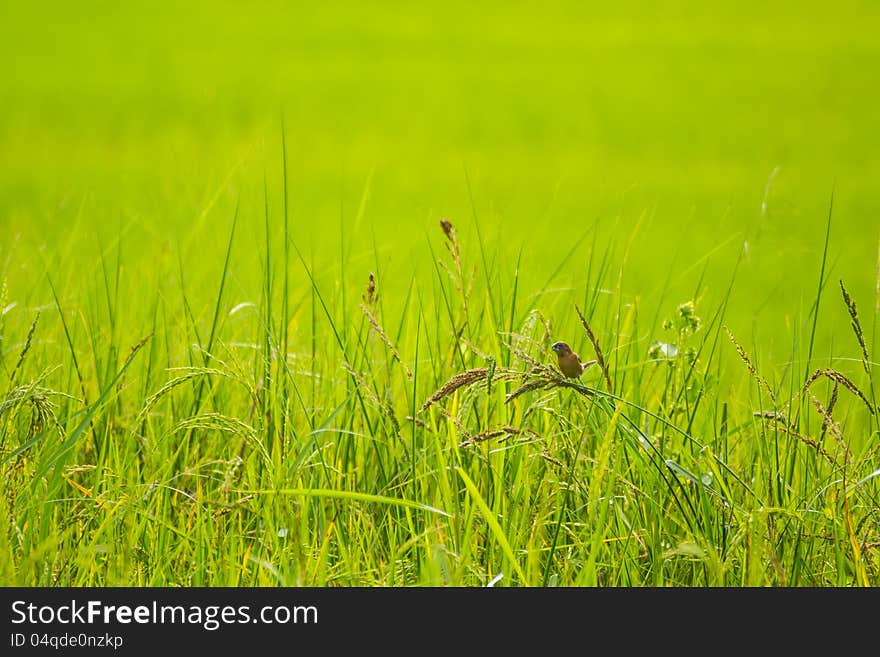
left=2, top=0, right=879, bottom=359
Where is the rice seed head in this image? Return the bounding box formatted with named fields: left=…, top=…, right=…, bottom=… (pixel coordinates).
left=505, top=378, right=552, bottom=404
left=724, top=325, right=777, bottom=405
left=172, top=411, right=257, bottom=440
left=405, top=415, right=428, bottom=430
left=839, top=279, right=870, bottom=375
left=505, top=342, right=545, bottom=370
left=126, top=333, right=154, bottom=360
left=9, top=311, right=40, bottom=386
left=342, top=361, right=381, bottom=408
left=458, top=427, right=509, bottom=448
left=384, top=396, right=401, bottom=437
left=439, top=217, right=464, bottom=280
left=438, top=218, right=474, bottom=313
left=540, top=452, right=565, bottom=468
left=360, top=302, right=413, bottom=379
left=440, top=218, right=459, bottom=260
left=1, top=375, right=68, bottom=441
left=555, top=378, right=596, bottom=399
left=819, top=380, right=839, bottom=443
left=363, top=271, right=377, bottom=306
left=117, top=333, right=154, bottom=393
left=420, top=367, right=488, bottom=412
left=802, top=367, right=874, bottom=415
left=527, top=309, right=553, bottom=345
left=136, top=367, right=231, bottom=426
left=810, top=391, right=850, bottom=461
left=755, top=411, right=836, bottom=464
left=339, top=361, right=401, bottom=437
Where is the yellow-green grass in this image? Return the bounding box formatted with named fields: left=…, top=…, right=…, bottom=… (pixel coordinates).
left=1, top=1, right=878, bottom=586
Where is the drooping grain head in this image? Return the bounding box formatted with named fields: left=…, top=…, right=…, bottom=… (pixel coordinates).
left=420, top=367, right=488, bottom=412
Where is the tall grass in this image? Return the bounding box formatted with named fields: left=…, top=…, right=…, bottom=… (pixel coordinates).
left=1, top=191, right=878, bottom=587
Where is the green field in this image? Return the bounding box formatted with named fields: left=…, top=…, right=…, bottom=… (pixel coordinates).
left=1, top=1, right=879, bottom=586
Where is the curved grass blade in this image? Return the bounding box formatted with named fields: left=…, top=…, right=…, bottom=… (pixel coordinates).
left=238, top=488, right=452, bottom=518
left=457, top=466, right=528, bottom=586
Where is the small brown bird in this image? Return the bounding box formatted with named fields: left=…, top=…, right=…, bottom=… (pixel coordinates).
left=551, top=341, right=597, bottom=378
